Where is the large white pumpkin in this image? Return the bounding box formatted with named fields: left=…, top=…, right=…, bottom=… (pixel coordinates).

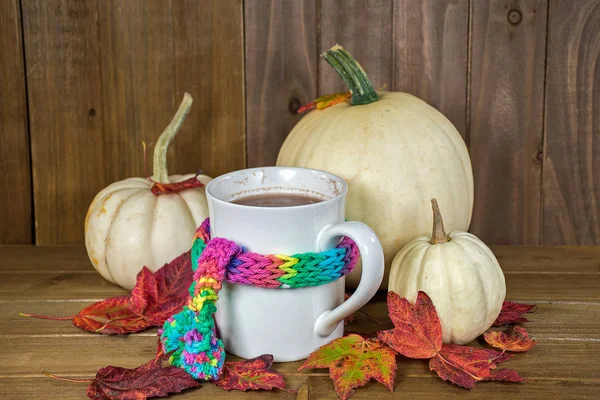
left=85, top=94, right=211, bottom=289
left=389, top=199, right=506, bottom=344
left=277, top=45, right=474, bottom=288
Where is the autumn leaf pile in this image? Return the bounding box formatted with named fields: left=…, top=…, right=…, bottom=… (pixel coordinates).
left=25, top=252, right=537, bottom=400
left=300, top=292, right=536, bottom=399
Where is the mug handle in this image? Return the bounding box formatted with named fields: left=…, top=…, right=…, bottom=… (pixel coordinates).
left=313, top=221, right=385, bottom=337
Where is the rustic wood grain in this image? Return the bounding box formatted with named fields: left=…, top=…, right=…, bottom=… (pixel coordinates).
left=543, top=0, right=600, bottom=245
left=493, top=245, right=600, bottom=273
left=0, top=246, right=91, bottom=272
left=0, top=0, right=32, bottom=244
left=1, top=246, right=600, bottom=398
left=3, top=299, right=599, bottom=341
left=1, top=338, right=599, bottom=385
left=245, top=0, right=317, bottom=167
left=2, top=266, right=597, bottom=301
left=393, top=0, right=469, bottom=136
left=22, top=0, right=104, bottom=245
left=0, top=272, right=127, bottom=300
left=469, top=0, right=547, bottom=245
left=22, top=0, right=245, bottom=244
left=1, top=245, right=599, bottom=300
left=319, top=0, right=394, bottom=94
left=1, top=376, right=599, bottom=400
left=4, top=245, right=598, bottom=273
left=170, top=0, right=245, bottom=177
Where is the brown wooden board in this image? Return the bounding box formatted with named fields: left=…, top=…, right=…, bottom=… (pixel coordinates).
left=22, top=0, right=245, bottom=244
left=1, top=336, right=600, bottom=380
left=1, top=376, right=599, bottom=400
left=1, top=338, right=599, bottom=393
left=0, top=0, right=32, bottom=244
left=543, top=0, right=600, bottom=245
left=468, top=0, right=547, bottom=245
left=3, top=267, right=598, bottom=302
left=393, top=0, right=469, bottom=137
left=1, top=246, right=600, bottom=398
left=3, top=299, right=599, bottom=341
left=245, top=0, right=318, bottom=167
left=319, top=0, right=394, bottom=94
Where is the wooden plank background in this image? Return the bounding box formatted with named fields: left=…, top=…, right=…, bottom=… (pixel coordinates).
left=0, top=0, right=32, bottom=244
left=0, top=0, right=598, bottom=246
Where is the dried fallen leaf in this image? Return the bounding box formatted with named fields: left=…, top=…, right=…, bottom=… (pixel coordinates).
left=429, top=344, right=522, bottom=389
left=484, top=325, right=537, bottom=352
left=73, top=296, right=152, bottom=335
left=21, top=251, right=193, bottom=335
left=377, top=291, right=442, bottom=359
left=86, top=357, right=199, bottom=400
left=21, top=296, right=152, bottom=335
left=297, top=92, right=351, bottom=113
left=215, top=354, right=285, bottom=392
left=493, top=301, right=536, bottom=326
left=129, top=252, right=193, bottom=325
left=150, top=176, right=204, bottom=196
left=299, top=334, right=396, bottom=400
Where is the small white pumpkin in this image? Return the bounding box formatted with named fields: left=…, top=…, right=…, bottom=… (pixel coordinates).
left=85, top=93, right=211, bottom=290
left=388, top=199, right=506, bottom=344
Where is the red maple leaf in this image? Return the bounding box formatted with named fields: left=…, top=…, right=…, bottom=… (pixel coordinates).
left=129, top=252, right=193, bottom=325
left=86, top=357, right=199, bottom=399
left=21, top=251, right=193, bottom=334
left=299, top=334, right=396, bottom=400
left=215, top=354, right=285, bottom=392
left=42, top=357, right=199, bottom=400
left=377, top=291, right=442, bottom=358
left=73, top=296, right=152, bottom=335
left=429, top=344, right=523, bottom=389
left=484, top=325, right=537, bottom=352
left=150, top=176, right=204, bottom=196
left=376, top=291, right=522, bottom=390
left=493, top=301, right=536, bottom=326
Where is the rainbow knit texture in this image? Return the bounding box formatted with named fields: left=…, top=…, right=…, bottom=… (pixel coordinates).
left=159, top=218, right=359, bottom=380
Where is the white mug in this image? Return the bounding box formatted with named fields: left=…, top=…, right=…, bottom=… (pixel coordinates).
left=205, top=167, right=384, bottom=361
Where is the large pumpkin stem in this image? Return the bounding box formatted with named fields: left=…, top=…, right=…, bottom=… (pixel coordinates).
left=152, top=93, right=193, bottom=183
left=321, top=44, right=379, bottom=106
left=431, top=199, right=450, bottom=244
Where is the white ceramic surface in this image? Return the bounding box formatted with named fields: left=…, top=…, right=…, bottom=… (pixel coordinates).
left=206, top=167, right=384, bottom=361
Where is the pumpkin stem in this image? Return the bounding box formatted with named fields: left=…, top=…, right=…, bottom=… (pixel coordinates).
left=431, top=198, right=450, bottom=244
left=321, top=44, right=379, bottom=106
left=152, top=93, right=193, bottom=183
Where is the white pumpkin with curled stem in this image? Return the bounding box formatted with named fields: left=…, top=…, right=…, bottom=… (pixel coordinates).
left=85, top=93, right=212, bottom=290
left=277, top=45, right=474, bottom=289
left=388, top=199, right=506, bottom=344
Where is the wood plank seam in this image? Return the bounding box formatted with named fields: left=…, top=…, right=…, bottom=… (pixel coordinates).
left=17, top=0, right=35, bottom=245
left=540, top=0, right=551, bottom=245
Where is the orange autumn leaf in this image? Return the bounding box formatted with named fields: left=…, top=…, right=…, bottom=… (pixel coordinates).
left=297, top=92, right=351, bottom=113
left=299, top=334, right=396, bottom=400
left=484, top=325, right=537, bottom=352
left=377, top=291, right=442, bottom=359
left=429, top=344, right=523, bottom=389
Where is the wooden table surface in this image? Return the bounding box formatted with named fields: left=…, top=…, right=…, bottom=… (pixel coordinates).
left=0, top=246, right=599, bottom=399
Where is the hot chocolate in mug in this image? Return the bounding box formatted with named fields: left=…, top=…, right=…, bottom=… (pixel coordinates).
left=206, top=166, right=384, bottom=361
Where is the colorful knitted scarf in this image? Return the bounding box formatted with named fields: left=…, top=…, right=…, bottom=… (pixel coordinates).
left=159, top=218, right=359, bottom=380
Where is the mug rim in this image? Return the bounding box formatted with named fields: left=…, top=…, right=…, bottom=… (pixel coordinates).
left=205, top=166, right=348, bottom=210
